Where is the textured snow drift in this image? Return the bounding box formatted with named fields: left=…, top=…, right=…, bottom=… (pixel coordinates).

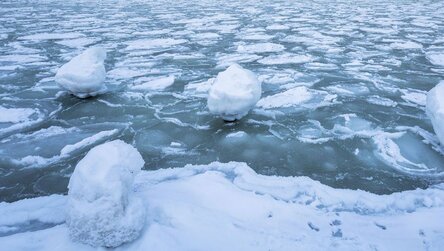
left=67, top=140, right=145, bottom=247
left=0, top=161, right=443, bottom=250
left=55, top=47, right=107, bottom=98
left=208, top=64, right=261, bottom=121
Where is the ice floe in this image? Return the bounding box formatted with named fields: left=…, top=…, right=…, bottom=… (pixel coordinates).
left=130, top=76, right=175, bottom=92
left=426, top=52, right=444, bottom=66
left=237, top=43, right=285, bottom=54
left=258, top=53, right=312, bottom=65
left=257, top=86, right=337, bottom=110
left=0, top=106, right=38, bottom=123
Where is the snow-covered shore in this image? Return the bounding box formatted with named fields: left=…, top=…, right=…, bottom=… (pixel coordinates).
left=1, top=161, right=443, bottom=250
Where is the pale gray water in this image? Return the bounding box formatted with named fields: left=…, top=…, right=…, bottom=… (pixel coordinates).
left=1, top=0, right=444, bottom=202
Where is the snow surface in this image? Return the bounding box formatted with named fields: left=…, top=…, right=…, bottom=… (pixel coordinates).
left=1, top=161, right=443, bottom=250
left=55, top=47, right=107, bottom=98
left=67, top=140, right=145, bottom=247
left=427, top=81, right=444, bottom=146
left=207, top=64, right=261, bottom=121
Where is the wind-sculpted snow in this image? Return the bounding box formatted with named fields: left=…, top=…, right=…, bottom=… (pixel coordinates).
left=0, top=0, right=444, bottom=202
left=0, top=162, right=444, bottom=250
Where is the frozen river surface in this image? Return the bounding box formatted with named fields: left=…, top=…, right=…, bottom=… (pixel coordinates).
left=1, top=0, right=444, bottom=202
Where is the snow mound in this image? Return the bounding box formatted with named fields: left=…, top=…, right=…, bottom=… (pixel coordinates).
left=207, top=64, right=261, bottom=121
left=67, top=140, right=146, bottom=248
left=55, top=47, right=107, bottom=98
left=426, top=81, right=444, bottom=145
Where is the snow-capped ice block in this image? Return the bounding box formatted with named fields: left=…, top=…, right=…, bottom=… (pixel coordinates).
left=67, top=140, right=145, bottom=248
left=55, top=47, right=107, bottom=98
left=427, top=81, right=444, bottom=145
left=207, top=64, right=261, bottom=121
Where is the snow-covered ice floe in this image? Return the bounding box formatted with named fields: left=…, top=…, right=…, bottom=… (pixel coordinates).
left=55, top=47, right=107, bottom=98
left=0, top=161, right=443, bottom=250
left=67, top=140, right=145, bottom=247
left=427, top=81, right=444, bottom=145
left=207, top=64, right=261, bottom=121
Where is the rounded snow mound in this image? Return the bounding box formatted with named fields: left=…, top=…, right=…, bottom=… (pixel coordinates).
left=427, top=81, right=444, bottom=146
left=55, top=47, right=107, bottom=98
left=207, top=64, right=261, bottom=121
left=67, top=140, right=146, bottom=248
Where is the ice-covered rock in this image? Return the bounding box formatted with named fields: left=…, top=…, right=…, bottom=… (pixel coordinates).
left=67, top=140, right=146, bottom=248
left=426, top=81, right=444, bottom=145
left=207, top=64, right=261, bottom=121
left=55, top=47, right=107, bottom=98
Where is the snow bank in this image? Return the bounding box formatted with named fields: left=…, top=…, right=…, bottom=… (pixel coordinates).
left=207, top=64, right=261, bottom=121
left=55, top=47, right=107, bottom=98
left=426, top=81, right=444, bottom=145
left=67, top=140, right=145, bottom=247
left=1, top=162, right=444, bottom=250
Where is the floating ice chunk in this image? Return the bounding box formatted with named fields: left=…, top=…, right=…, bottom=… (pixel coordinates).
left=18, top=32, right=84, bottom=41
left=125, top=38, right=187, bottom=50
left=401, top=89, right=427, bottom=107
left=373, top=133, right=432, bottom=175
left=305, top=62, right=338, bottom=70
left=427, top=81, right=444, bottom=145
left=55, top=47, right=107, bottom=98
left=226, top=131, right=247, bottom=138
left=108, top=67, right=146, bottom=80
left=240, top=33, right=274, bottom=41
left=216, top=53, right=262, bottom=69
left=256, top=86, right=312, bottom=109
left=67, top=140, right=145, bottom=248
left=55, top=37, right=98, bottom=48
left=207, top=64, right=261, bottom=121
left=390, top=41, right=423, bottom=50
left=183, top=78, right=215, bottom=98
left=0, top=106, right=38, bottom=123
left=258, top=53, right=312, bottom=65
left=265, top=24, right=290, bottom=31
left=366, top=96, right=397, bottom=107
left=237, top=43, right=285, bottom=53
left=426, top=52, right=444, bottom=66
left=130, top=76, right=175, bottom=91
